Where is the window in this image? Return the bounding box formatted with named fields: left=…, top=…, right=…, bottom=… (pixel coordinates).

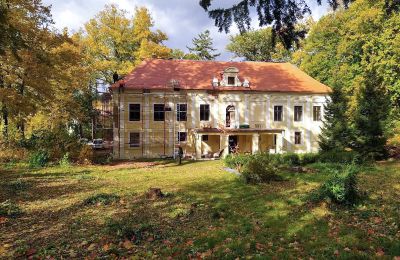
left=227, top=76, right=235, bottom=85
left=129, top=132, right=140, bottom=147
left=200, top=104, right=210, bottom=121
left=202, top=135, right=209, bottom=142
left=294, top=131, right=302, bottom=145
left=177, top=104, right=187, bottom=121
left=154, top=104, right=165, bottom=121
left=274, top=106, right=283, bottom=121
left=129, top=104, right=140, bottom=121
left=294, top=106, right=303, bottom=121
left=313, top=106, right=322, bottom=121
left=178, top=132, right=187, bottom=142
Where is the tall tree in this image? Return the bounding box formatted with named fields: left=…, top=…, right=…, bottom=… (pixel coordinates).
left=318, top=87, right=351, bottom=152
left=226, top=27, right=292, bottom=61
left=199, top=0, right=356, bottom=48
left=298, top=0, right=400, bottom=157
left=187, top=30, right=220, bottom=60
left=81, top=5, right=171, bottom=85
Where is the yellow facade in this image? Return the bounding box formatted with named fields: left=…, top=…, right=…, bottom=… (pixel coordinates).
left=113, top=89, right=328, bottom=159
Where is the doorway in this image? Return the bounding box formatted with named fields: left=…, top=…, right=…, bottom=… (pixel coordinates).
left=228, top=135, right=238, bottom=153
left=226, top=105, right=235, bottom=127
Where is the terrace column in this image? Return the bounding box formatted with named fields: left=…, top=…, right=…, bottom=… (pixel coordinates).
left=195, top=134, right=202, bottom=159
left=252, top=133, right=260, bottom=154
left=275, top=131, right=284, bottom=154
left=220, top=134, right=229, bottom=158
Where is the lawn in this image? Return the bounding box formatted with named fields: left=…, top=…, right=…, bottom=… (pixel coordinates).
left=0, top=160, right=399, bottom=259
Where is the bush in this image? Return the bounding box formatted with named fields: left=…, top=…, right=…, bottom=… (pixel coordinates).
left=0, top=200, right=22, bottom=217
left=59, top=152, right=71, bottom=167
left=241, top=154, right=280, bottom=184
left=78, top=145, right=94, bottom=164
left=281, top=153, right=300, bottom=166
left=83, top=193, right=120, bottom=206
left=28, top=150, right=49, bottom=167
left=317, top=164, right=360, bottom=204
left=300, top=153, right=319, bottom=165
left=224, top=154, right=252, bottom=170
left=0, top=146, right=29, bottom=163
left=318, top=150, right=365, bottom=164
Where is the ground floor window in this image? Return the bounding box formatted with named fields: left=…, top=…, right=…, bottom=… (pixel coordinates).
left=178, top=132, right=187, bottom=142
left=202, top=135, right=209, bottom=142
left=129, top=132, right=140, bottom=147
left=294, top=131, right=302, bottom=145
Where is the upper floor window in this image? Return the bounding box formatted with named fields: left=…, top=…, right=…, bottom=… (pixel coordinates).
left=177, top=104, right=187, bottom=121
left=274, top=106, right=283, bottom=121
left=178, top=131, right=187, bottom=142
left=129, top=132, right=140, bottom=147
left=227, top=76, right=235, bottom=85
left=294, top=106, right=303, bottom=121
left=154, top=104, right=165, bottom=121
left=313, top=106, right=322, bottom=121
left=200, top=104, right=210, bottom=121
left=295, top=131, right=302, bottom=145
left=129, top=104, right=141, bottom=121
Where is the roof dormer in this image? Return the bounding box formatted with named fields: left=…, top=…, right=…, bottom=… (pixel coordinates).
left=222, top=67, right=241, bottom=87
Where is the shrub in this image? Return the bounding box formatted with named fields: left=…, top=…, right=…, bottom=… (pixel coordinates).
left=318, top=164, right=360, bottom=204
left=0, top=200, right=22, bottom=217
left=281, top=153, right=300, bottom=166
left=83, top=193, right=120, bottom=206
left=59, top=152, right=71, bottom=167
left=28, top=150, right=49, bottom=167
left=0, top=146, right=29, bottom=163
left=241, top=154, right=280, bottom=184
left=224, top=154, right=252, bottom=170
left=300, top=153, right=319, bottom=165
left=78, top=145, right=94, bottom=164
left=318, top=150, right=366, bottom=164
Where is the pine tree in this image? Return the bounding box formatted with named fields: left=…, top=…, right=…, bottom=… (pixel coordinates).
left=352, top=68, right=389, bottom=159
left=319, top=87, right=351, bottom=152
left=187, top=30, right=220, bottom=60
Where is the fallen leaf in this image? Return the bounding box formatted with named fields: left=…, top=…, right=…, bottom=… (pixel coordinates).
left=123, top=240, right=134, bottom=250
left=376, top=248, right=385, bottom=256
left=334, top=249, right=339, bottom=256
left=87, top=243, right=96, bottom=251
left=26, top=248, right=36, bottom=256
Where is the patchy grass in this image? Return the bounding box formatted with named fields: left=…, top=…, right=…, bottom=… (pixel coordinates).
left=0, top=160, right=399, bottom=258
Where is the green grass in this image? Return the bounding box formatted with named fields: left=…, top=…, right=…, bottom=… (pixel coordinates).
left=0, top=160, right=399, bottom=258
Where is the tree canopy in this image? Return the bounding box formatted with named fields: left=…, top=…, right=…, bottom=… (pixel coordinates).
left=199, top=0, right=356, bottom=48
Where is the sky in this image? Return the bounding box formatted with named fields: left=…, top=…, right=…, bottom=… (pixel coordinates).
left=42, top=0, right=330, bottom=60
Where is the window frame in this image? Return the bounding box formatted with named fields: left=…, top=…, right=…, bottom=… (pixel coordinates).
left=313, top=105, right=322, bottom=121
left=294, top=131, right=302, bottom=145
left=176, top=103, right=187, bottom=122
left=294, top=105, right=303, bottom=122
left=129, top=132, right=140, bottom=148
left=227, top=76, right=235, bottom=85
left=129, top=103, right=141, bottom=121
left=200, top=104, right=210, bottom=121
left=274, top=105, right=283, bottom=122
left=177, top=131, right=187, bottom=142
left=153, top=104, right=165, bottom=121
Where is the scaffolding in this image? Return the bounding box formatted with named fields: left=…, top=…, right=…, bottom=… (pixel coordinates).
left=113, top=81, right=189, bottom=158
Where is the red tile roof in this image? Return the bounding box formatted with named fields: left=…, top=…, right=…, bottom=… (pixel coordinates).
left=111, top=59, right=331, bottom=93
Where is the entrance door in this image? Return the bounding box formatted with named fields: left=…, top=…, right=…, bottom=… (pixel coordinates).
left=228, top=135, right=238, bottom=153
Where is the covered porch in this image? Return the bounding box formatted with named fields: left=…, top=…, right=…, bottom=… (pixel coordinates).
left=193, top=128, right=285, bottom=159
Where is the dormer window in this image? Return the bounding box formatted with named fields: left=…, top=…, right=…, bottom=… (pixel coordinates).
left=227, top=76, right=235, bottom=85
left=222, top=67, right=240, bottom=87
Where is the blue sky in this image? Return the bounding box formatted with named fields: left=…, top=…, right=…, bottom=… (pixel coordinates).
left=43, top=0, right=330, bottom=60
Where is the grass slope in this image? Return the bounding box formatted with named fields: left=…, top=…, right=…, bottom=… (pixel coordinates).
left=0, top=160, right=399, bottom=258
